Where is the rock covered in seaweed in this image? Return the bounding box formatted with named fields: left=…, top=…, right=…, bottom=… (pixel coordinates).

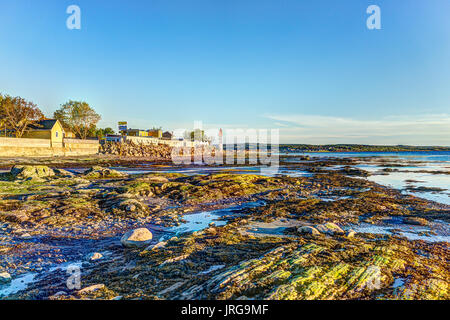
left=83, top=166, right=126, bottom=179
left=10, top=165, right=55, bottom=180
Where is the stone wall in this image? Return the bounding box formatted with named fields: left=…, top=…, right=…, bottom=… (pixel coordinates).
left=124, top=135, right=208, bottom=148
left=0, top=137, right=99, bottom=157
left=100, top=140, right=172, bottom=158
left=63, top=138, right=99, bottom=156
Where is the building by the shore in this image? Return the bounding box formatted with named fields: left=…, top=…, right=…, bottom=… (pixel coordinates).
left=122, top=128, right=163, bottom=139
left=0, top=119, right=99, bottom=157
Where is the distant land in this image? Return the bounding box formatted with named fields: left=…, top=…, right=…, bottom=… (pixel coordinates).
left=279, top=144, right=450, bottom=153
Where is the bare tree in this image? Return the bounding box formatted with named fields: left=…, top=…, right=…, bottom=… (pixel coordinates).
left=54, top=100, right=101, bottom=140
left=0, top=93, right=44, bottom=138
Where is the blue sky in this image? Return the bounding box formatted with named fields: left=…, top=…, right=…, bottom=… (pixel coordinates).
left=1, top=0, right=449, bottom=145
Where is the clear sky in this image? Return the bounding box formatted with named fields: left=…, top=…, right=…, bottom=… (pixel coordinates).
left=1, top=0, right=449, bottom=145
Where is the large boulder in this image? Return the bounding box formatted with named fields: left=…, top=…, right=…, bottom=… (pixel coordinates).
left=83, top=166, right=126, bottom=179
left=121, top=228, right=153, bottom=248
left=297, top=226, right=320, bottom=236
left=10, top=165, right=55, bottom=180
left=315, top=222, right=345, bottom=235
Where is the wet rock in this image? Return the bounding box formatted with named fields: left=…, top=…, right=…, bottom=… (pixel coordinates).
left=0, top=211, right=28, bottom=223
left=297, top=226, right=320, bottom=235
left=119, top=199, right=145, bottom=213
left=316, top=222, right=345, bottom=235
left=0, top=272, right=11, bottom=284
left=117, top=198, right=147, bottom=213
left=20, top=233, right=32, bottom=239
left=53, top=168, right=75, bottom=177
left=10, top=165, right=55, bottom=180
left=86, top=252, right=103, bottom=261
left=346, top=229, right=356, bottom=238
left=403, top=217, right=429, bottom=226
left=339, top=166, right=370, bottom=177
left=205, top=227, right=217, bottom=235
left=141, top=175, right=170, bottom=183
left=48, top=291, right=68, bottom=299
left=145, top=241, right=167, bottom=251
left=77, top=284, right=105, bottom=295
left=121, top=228, right=153, bottom=248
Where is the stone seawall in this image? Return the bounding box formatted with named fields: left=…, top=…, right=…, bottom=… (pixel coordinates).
left=100, top=141, right=172, bottom=158
left=124, top=136, right=209, bottom=148
left=0, top=137, right=99, bottom=157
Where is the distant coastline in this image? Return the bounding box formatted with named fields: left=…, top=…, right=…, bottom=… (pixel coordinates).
left=280, top=144, right=450, bottom=153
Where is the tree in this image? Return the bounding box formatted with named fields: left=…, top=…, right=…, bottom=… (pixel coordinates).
left=0, top=95, right=4, bottom=132
left=54, top=100, right=101, bottom=140
left=94, top=127, right=115, bottom=139
left=0, top=96, right=5, bottom=136
left=0, top=93, right=44, bottom=138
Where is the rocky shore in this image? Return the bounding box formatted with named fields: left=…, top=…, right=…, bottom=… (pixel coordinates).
left=100, top=141, right=172, bottom=159
left=0, top=156, right=448, bottom=300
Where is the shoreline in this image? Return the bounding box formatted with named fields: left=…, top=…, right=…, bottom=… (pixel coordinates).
left=0, top=154, right=448, bottom=300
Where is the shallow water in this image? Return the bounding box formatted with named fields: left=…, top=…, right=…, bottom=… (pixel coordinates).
left=0, top=260, right=85, bottom=298
left=161, top=201, right=265, bottom=240
left=349, top=222, right=450, bottom=243
left=110, top=166, right=310, bottom=178
left=368, top=172, right=449, bottom=205
left=0, top=272, right=37, bottom=297
left=351, top=160, right=449, bottom=205
left=392, top=278, right=405, bottom=288
left=306, top=151, right=450, bottom=205
left=283, top=151, right=450, bottom=161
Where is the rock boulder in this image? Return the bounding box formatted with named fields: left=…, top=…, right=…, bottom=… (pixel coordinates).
left=121, top=228, right=153, bottom=248
left=10, top=165, right=55, bottom=180
left=297, top=226, right=320, bottom=235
